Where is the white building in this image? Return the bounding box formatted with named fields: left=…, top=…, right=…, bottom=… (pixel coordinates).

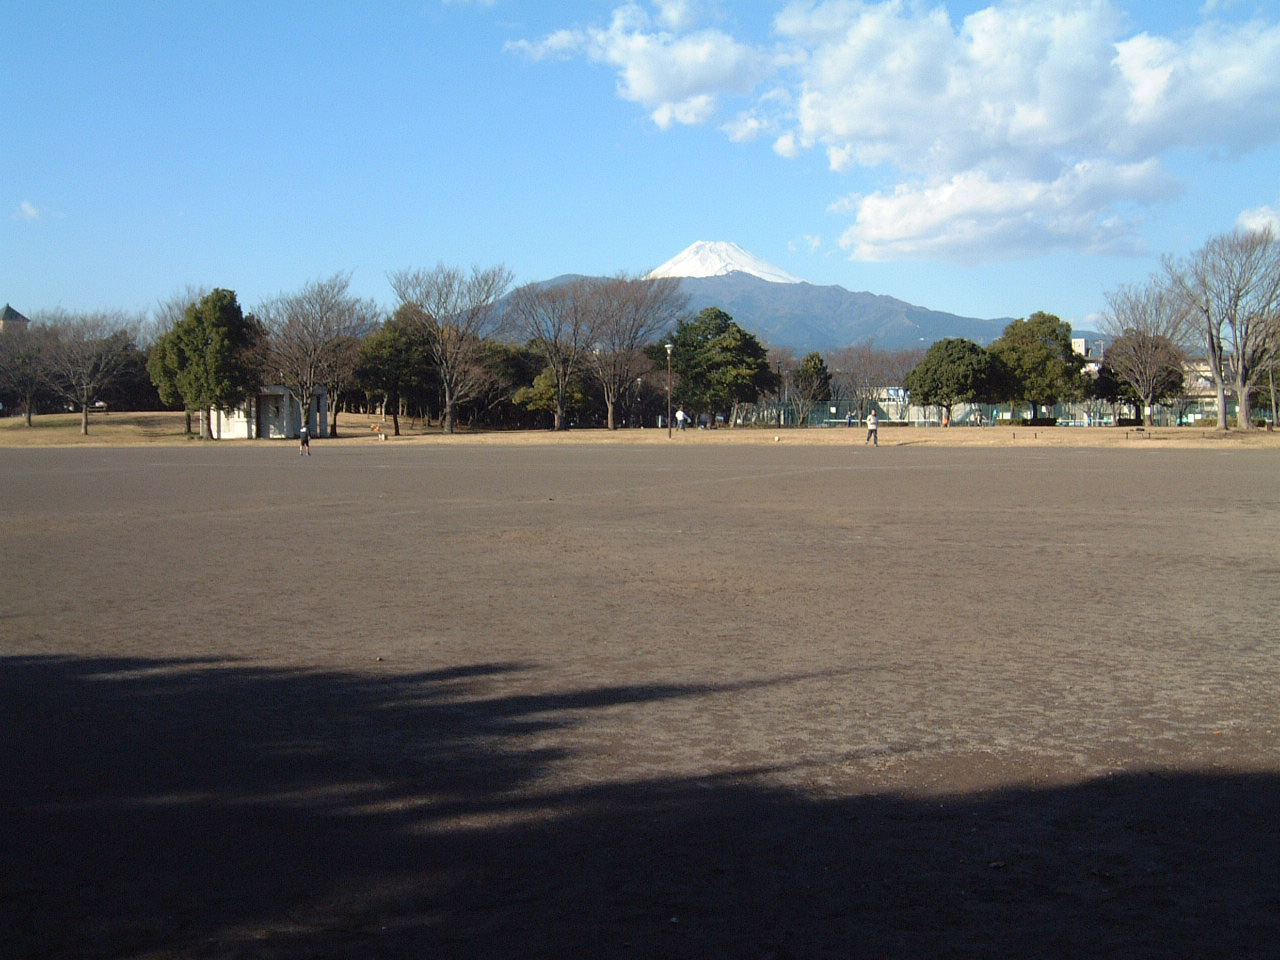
left=209, top=386, right=328, bottom=439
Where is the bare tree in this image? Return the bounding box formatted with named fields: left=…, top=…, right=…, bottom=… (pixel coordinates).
left=37, top=310, right=138, bottom=435
left=583, top=275, right=689, bottom=429
left=507, top=279, right=597, bottom=430
left=828, top=340, right=888, bottom=417
left=1103, top=279, right=1191, bottom=426
left=146, top=285, right=210, bottom=348
left=1166, top=228, right=1280, bottom=429
left=0, top=322, right=55, bottom=425
left=389, top=264, right=514, bottom=434
left=789, top=352, right=833, bottom=426
left=259, top=274, right=381, bottom=437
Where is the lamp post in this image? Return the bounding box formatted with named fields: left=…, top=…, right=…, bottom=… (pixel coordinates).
left=776, top=360, right=785, bottom=427
left=665, top=342, right=673, bottom=439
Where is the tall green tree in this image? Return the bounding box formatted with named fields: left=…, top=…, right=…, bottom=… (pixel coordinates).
left=157, top=290, right=265, bottom=439
left=903, top=338, right=1004, bottom=425
left=989, top=312, right=1086, bottom=419
left=652, top=307, right=776, bottom=423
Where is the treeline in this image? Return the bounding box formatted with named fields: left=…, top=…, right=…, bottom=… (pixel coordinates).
left=0, top=268, right=775, bottom=436
left=902, top=227, right=1280, bottom=429
left=5, top=227, right=1277, bottom=435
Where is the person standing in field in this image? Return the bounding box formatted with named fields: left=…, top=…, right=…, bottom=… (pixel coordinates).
left=865, top=410, right=878, bottom=446
left=299, top=425, right=310, bottom=456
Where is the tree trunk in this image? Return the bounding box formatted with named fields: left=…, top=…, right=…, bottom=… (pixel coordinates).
left=606, top=399, right=616, bottom=430
left=80, top=405, right=90, bottom=436
left=1237, top=383, right=1255, bottom=428
left=1214, top=381, right=1229, bottom=430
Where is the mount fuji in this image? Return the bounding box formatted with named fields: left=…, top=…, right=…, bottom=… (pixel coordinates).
left=641, top=241, right=1012, bottom=352
left=647, top=240, right=805, bottom=285
left=525, top=241, right=1022, bottom=351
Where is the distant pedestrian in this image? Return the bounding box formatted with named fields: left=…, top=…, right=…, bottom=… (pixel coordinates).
left=299, top=426, right=310, bottom=456
left=865, top=410, right=878, bottom=446
left=675, top=408, right=688, bottom=431
left=847, top=412, right=854, bottom=428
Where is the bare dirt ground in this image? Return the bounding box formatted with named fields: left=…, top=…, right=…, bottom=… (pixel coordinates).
left=1, top=423, right=1277, bottom=958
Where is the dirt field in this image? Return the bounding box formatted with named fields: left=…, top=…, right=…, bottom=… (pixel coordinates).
left=2, top=432, right=1277, bottom=958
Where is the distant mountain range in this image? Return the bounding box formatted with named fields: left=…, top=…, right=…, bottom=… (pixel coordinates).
left=650, top=240, right=1011, bottom=351
left=668, top=270, right=1013, bottom=353
left=530, top=241, right=1082, bottom=353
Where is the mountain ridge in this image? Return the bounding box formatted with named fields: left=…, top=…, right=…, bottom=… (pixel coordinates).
left=671, top=271, right=1015, bottom=352
left=535, top=270, right=1016, bottom=352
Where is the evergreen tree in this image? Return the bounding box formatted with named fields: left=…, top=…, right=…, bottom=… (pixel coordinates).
left=988, top=312, right=1085, bottom=419
left=903, top=338, right=1004, bottom=425
left=652, top=307, right=777, bottom=422
left=156, top=289, right=265, bottom=438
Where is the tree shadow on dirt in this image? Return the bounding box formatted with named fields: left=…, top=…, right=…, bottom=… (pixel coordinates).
left=1, top=654, right=1276, bottom=959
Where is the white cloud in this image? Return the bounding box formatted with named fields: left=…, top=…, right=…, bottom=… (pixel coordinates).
left=652, top=94, right=717, bottom=128
left=722, top=111, right=768, bottom=141
left=772, top=131, right=800, bottom=157
left=13, top=201, right=42, bottom=221
left=837, top=160, right=1177, bottom=262
left=654, top=0, right=698, bottom=31
left=515, top=0, right=1280, bottom=262
left=509, top=3, right=769, bottom=127
left=1237, top=204, right=1280, bottom=234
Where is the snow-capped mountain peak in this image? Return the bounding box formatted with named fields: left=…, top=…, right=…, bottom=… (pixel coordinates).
left=646, top=241, right=804, bottom=284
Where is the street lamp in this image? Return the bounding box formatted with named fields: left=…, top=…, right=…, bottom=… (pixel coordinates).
left=665, top=343, right=673, bottom=439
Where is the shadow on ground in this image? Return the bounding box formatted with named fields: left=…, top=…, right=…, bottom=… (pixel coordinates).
left=2, top=655, right=1276, bottom=959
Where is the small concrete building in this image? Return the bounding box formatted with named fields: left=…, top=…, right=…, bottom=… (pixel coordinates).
left=209, top=386, right=328, bottom=439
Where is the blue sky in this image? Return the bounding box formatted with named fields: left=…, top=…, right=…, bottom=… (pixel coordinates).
left=6, top=0, right=1280, bottom=333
